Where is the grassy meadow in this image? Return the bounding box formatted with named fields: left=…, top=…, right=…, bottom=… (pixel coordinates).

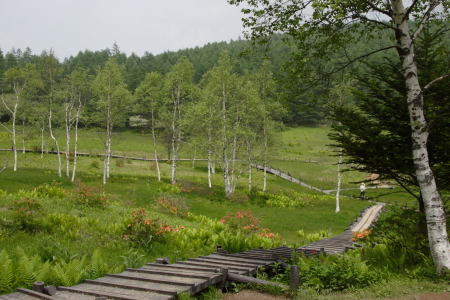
left=1, top=125, right=430, bottom=298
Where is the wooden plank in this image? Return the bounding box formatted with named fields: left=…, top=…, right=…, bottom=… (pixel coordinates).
left=107, top=272, right=211, bottom=295
left=126, top=268, right=219, bottom=280
left=85, top=276, right=191, bottom=295
left=222, top=253, right=275, bottom=261
left=188, top=257, right=262, bottom=268
left=206, top=253, right=273, bottom=265
left=0, top=292, right=39, bottom=300
left=53, top=291, right=96, bottom=300
left=16, top=289, right=65, bottom=300
left=173, top=261, right=251, bottom=275
left=58, top=284, right=173, bottom=300
left=108, top=271, right=201, bottom=286
left=143, top=263, right=218, bottom=273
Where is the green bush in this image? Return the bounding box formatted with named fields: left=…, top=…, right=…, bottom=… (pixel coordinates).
left=89, top=160, right=100, bottom=169
left=297, top=251, right=385, bottom=293
left=35, top=181, right=66, bottom=198
left=11, top=197, right=42, bottom=232
left=152, top=196, right=189, bottom=218
left=370, top=207, right=430, bottom=265
left=220, top=210, right=260, bottom=233
left=256, top=189, right=310, bottom=208
left=123, top=208, right=175, bottom=248
left=159, top=183, right=182, bottom=194
left=70, top=179, right=109, bottom=208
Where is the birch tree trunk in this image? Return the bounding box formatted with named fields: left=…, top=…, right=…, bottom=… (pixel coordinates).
left=171, top=88, right=180, bottom=184
left=64, top=104, right=72, bottom=177
left=48, top=103, right=62, bottom=178
left=71, top=113, right=79, bottom=182
left=392, top=0, right=450, bottom=273
left=1, top=95, right=19, bottom=171
left=336, top=148, right=343, bottom=213
left=207, top=151, right=212, bottom=188
left=21, top=116, right=26, bottom=154
left=151, top=109, right=161, bottom=181
left=40, top=120, right=45, bottom=158
left=71, top=98, right=82, bottom=182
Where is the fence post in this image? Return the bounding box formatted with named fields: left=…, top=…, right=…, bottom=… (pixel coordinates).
left=33, top=281, right=44, bottom=293
left=290, top=265, right=299, bottom=293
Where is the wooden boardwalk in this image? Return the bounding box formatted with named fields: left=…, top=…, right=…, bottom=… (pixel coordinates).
left=0, top=246, right=293, bottom=300
left=298, top=203, right=385, bottom=255
left=1, top=204, right=385, bottom=300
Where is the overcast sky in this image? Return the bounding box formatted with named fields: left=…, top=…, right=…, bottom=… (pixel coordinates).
left=0, top=0, right=246, bottom=61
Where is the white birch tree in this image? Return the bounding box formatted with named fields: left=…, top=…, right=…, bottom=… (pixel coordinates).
left=1, top=64, right=41, bottom=171
left=161, top=56, right=194, bottom=184
left=39, top=50, right=64, bottom=177
left=135, top=72, right=163, bottom=181
left=230, top=0, right=450, bottom=273
left=93, top=58, right=133, bottom=185
left=329, top=76, right=356, bottom=213
left=67, top=68, right=91, bottom=182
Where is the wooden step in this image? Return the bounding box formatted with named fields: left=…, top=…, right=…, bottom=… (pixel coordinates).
left=58, top=283, right=173, bottom=300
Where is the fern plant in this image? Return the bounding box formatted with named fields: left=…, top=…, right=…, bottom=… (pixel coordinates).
left=53, top=255, right=87, bottom=287
left=88, top=249, right=107, bottom=279
left=0, top=249, right=13, bottom=294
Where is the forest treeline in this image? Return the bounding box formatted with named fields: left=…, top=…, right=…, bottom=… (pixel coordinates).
left=0, top=46, right=286, bottom=196
left=0, top=32, right=398, bottom=127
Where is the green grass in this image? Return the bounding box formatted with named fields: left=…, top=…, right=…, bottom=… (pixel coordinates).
left=0, top=125, right=445, bottom=299
left=0, top=150, right=371, bottom=244
left=0, top=125, right=418, bottom=238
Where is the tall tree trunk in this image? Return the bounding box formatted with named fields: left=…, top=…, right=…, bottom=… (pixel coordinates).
left=40, top=120, right=45, bottom=158
left=21, top=116, right=26, bottom=154
left=71, top=115, right=79, bottom=182
left=263, top=126, right=268, bottom=192
left=192, top=145, right=196, bottom=168
left=151, top=109, right=161, bottom=181
left=65, top=108, right=71, bottom=177
left=71, top=97, right=82, bottom=182
left=336, top=148, right=343, bottom=213
left=392, top=0, right=450, bottom=273
left=48, top=108, right=62, bottom=177
left=1, top=96, right=19, bottom=171
left=12, top=104, right=18, bottom=171
left=247, top=140, right=252, bottom=191
left=207, top=151, right=212, bottom=188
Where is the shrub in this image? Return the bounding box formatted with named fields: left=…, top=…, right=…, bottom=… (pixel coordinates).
left=70, top=179, right=109, bottom=208
left=89, top=160, right=100, bottom=169
left=352, top=229, right=371, bottom=243
left=159, top=183, right=182, bottom=194
left=370, top=207, right=430, bottom=264
left=227, top=190, right=250, bottom=204
left=220, top=211, right=260, bottom=233
left=152, top=196, right=189, bottom=218
left=256, top=189, right=310, bottom=208
left=297, top=251, right=385, bottom=293
left=31, top=145, right=42, bottom=153
left=123, top=208, right=173, bottom=248
left=35, top=181, right=66, bottom=198
left=11, top=197, right=42, bottom=232
left=115, top=158, right=125, bottom=167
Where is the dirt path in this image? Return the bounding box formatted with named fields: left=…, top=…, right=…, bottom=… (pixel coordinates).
left=221, top=289, right=450, bottom=299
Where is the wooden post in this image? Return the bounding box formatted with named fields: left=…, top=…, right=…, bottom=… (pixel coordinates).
left=155, top=257, right=170, bottom=264
left=290, top=265, right=299, bottom=293
left=218, top=267, right=228, bottom=289
left=32, top=281, right=44, bottom=293
left=44, top=285, right=57, bottom=296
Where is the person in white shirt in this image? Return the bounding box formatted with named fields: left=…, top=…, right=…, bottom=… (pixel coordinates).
left=360, top=182, right=366, bottom=199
